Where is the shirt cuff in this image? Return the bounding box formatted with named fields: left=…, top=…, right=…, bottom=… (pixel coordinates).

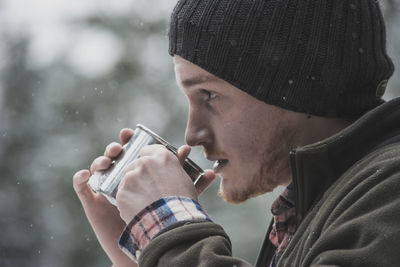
left=118, top=196, right=212, bottom=262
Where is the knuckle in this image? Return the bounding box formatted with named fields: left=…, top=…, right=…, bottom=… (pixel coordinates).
left=153, top=144, right=164, bottom=150
left=124, top=169, right=138, bottom=184
left=136, top=163, right=145, bottom=174
left=100, top=156, right=111, bottom=166
left=110, top=142, right=122, bottom=153
left=94, top=155, right=103, bottom=163
left=104, top=143, right=114, bottom=155
left=140, top=157, right=151, bottom=167
left=161, top=149, right=174, bottom=163
left=91, top=156, right=111, bottom=172
left=156, top=147, right=167, bottom=156
left=132, top=162, right=146, bottom=175
left=90, top=160, right=98, bottom=172
left=138, top=157, right=153, bottom=171
left=110, top=141, right=119, bottom=147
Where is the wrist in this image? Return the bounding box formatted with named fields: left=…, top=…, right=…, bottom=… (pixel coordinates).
left=118, top=196, right=211, bottom=262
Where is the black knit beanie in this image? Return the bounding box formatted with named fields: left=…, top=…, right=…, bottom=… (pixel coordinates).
left=169, top=0, right=395, bottom=118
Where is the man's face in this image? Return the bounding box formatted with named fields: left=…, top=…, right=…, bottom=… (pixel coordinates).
left=174, top=56, right=295, bottom=203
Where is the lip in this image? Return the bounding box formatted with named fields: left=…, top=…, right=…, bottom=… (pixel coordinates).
left=206, top=156, right=220, bottom=161
left=213, top=159, right=228, bottom=173
left=206, top=155, right=227, bottom=161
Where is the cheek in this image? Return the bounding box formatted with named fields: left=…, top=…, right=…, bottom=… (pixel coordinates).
left=221, top=121, right=269, bottom=160
left=218, top=133, right=261, bottom=169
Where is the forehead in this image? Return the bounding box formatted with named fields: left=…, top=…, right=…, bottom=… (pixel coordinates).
left=174, top=56, right=216, bottom=83
left=174, top=55, right=233, bottom=93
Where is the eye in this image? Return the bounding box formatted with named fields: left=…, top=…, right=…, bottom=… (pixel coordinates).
left=201, top=89, right=217, bottom=102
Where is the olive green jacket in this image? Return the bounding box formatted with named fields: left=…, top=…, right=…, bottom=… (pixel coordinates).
left=139, top=98, right=400, bottom=267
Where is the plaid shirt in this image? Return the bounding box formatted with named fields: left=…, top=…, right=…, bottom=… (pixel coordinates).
left=118, top=186, right=296, bottom=265
left=118, top=196, right=211, bottom=262
left=268, top=184, right=296, bottom=267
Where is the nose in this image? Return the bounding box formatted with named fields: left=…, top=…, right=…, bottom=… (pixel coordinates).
left=185, top=107, right=212, bottom=147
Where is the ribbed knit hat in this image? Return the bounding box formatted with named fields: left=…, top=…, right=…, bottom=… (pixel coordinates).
left=169, top=0, right=395, bottom=118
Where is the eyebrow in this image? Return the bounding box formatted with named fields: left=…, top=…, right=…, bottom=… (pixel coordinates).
left=181, top=75, right=219, bottom=87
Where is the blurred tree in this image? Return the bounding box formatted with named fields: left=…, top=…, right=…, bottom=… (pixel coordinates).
left=0, top=34, right=45, bottom=266
left=0, top=6, right=187, bottom=267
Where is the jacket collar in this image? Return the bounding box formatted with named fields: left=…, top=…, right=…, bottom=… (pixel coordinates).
left=290, top=97, right=400, bottom=225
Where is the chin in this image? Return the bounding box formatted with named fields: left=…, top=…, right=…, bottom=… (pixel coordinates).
left=218, top=173, right=275, bottom=204
left=218, top=182, right=262, bottom=204
left=218, top=190, right=245, bottom=204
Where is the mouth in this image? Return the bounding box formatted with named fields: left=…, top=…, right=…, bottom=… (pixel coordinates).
left=212, top=159, right=228, bottom=173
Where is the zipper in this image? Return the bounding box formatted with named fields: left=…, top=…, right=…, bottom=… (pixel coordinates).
left=289, top=149, right=302, bottom=225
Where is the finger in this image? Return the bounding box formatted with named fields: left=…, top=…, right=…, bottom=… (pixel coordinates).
left=123, top=157, right=144, bottom=174
left=195, top=169, right=217, bottom=195
left=119, top=128, right=135, bottom=146
left=176, top=145, right=191, bottom=165
left=90, top=156, right=112, bottom=174
left=139, top=144, right=167, bottom=157
left=73, top=169, right=95, bottom=203
left=104, top=142, right=123, bottom=158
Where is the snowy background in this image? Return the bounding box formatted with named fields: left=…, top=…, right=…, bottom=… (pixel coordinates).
left=0, top=0, right=398, bottom=266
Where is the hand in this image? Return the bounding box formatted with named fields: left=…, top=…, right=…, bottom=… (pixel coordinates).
left=116, top=144, right=216, bottom=224
left=73, top=128, right=137, bottom=267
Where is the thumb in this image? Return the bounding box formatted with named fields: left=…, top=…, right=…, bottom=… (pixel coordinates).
left=73, top=169, right=96, bottom=205
left=176, top=145, right=191, bottom=165
left=195, top=169, right=217, bottom=196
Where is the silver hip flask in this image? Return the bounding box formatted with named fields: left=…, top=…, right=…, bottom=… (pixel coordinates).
left=88, top=124, right=204, bottom=205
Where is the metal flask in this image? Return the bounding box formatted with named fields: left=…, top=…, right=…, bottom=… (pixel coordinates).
left=88, top=124, right=204, bottom=205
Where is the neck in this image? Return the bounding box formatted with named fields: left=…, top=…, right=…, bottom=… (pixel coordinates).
left=296, top=114, right=354, bottom=148
left=274, top=109, right=354, bottom=188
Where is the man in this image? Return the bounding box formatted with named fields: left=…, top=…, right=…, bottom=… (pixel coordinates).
left=73, top=0, right=400, bottom=266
